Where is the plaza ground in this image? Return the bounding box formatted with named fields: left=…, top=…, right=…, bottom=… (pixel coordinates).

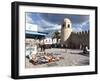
left=25, top=48, right=89, bottom=68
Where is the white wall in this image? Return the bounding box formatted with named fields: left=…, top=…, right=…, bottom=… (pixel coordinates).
left=44, top=38, right=52, bottom=44
left=0, top=0, right=99, bottom=81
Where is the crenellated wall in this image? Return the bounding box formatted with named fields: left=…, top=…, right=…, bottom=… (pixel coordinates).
left=65, top=30, right=89, bottom=49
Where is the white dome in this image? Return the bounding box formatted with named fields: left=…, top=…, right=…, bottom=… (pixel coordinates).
left=64, top=18, right=71, bottom=23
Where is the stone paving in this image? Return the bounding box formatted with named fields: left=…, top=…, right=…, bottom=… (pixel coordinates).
left=25, top=48, right=89, bottom=68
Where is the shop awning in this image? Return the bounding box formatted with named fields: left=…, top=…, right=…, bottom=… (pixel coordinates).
left=26, top=30, right=47, bottom=39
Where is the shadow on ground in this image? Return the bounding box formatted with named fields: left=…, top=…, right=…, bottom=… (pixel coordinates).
left=70, top=52, right=89, bottom=57
left=79, top=59, right=89, bottom=65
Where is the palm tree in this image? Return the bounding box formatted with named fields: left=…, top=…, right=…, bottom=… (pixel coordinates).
left=52, top=31, right=61, bottom=42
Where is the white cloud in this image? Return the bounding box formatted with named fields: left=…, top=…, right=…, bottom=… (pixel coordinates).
left=26, top=14, right=62, bottom=32
left=44, top=25, right=61, bottom=31
left=26, top=23, right=38, bottom=31
left=80, top=20, right=89, bottom=28
left=37, top=26, right=44, bottom=32
left=72, top=20, right=89, bottom=32
left=40, top=17, right=56, bottom=27
left=72, top=27, right=82, bottom=32
left=26, top=15, right=33, bottom=24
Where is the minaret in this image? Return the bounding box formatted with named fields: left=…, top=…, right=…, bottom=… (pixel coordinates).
left=61, top=18, right=72, bottom=45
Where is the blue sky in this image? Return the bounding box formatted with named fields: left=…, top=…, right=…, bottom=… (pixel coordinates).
left=26, top=12, right=89, bottom=35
